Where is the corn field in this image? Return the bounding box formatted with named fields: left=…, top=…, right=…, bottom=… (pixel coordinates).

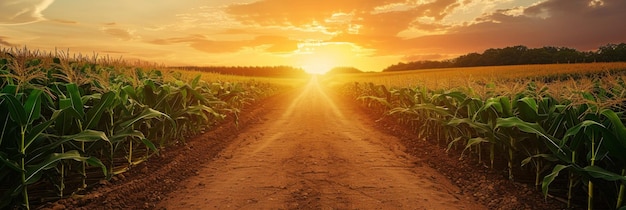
left=0, top=47, right=280, bottom=209
left=340, top=68, right=626, bottom=209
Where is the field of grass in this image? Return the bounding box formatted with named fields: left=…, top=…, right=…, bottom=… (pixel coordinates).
left=332, top=63, right=626, bottom=209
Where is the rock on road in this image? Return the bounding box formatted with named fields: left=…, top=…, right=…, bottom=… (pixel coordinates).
left=157, top=77, right=485, bottom=209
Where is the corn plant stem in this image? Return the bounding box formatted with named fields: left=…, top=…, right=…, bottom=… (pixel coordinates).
left=617, top=169, right=625, bottom=209
left=489, top=143, right=495, bottom=169
left=59, top=144, right=65, bottom=197
left=108, top=112, right=114, bottom=178
left=78, top=121, right=86, bottom=190
left=569, top=151, right=576, bottom=209
left=81, top=141, right=86, bottom=189
left=20, top=127, right=30, bottom=210
left=589, top=134, right=595, bottom=210
left=535, top=160, right=541, bottom=189
left=535, top=148, right=541, bottom=189
left=477, top=143, right=482, bottom=165
left=508, top=137, right=514, bottom=180
left=435, top=125, right=441, bottom=146
left=128, top=139, right=133, bottom=167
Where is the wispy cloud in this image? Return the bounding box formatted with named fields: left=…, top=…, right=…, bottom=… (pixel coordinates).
left=101, top=26, right=139, bottom=41
left=50, top=18, right=78, bottom=24
left=102, top=28, right=136, bottom=41
left=1, top=0, right=624, bottom=71
left=0, top=36, right=16, bottom=47
left=148, top=34, right=299, bottom=54
left=0, top=0, right=54, bottom=25
left=226, top=0, right=626, bottom=59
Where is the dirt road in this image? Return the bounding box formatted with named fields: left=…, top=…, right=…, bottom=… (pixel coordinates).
left=157, top=77, right=485, bottom=210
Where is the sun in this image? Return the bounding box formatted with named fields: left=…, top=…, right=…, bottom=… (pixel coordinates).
left=299, top=54, right=338, bottom=75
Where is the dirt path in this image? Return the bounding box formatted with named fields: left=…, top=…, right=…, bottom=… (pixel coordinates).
left=157, top=77, right=485, bottom=210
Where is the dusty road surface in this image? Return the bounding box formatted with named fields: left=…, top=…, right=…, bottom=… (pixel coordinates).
left=157, top=77, right=485, bottom=209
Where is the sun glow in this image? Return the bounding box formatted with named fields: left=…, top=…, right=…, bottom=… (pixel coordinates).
left=300, top=55, right=338, bottom=74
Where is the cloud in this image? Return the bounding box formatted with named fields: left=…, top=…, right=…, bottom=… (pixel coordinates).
left=148, top=34, right=299, bottom=54
left=50, top=18, right=78, bottom=24
left=0, top=36, right=15, bottom=47
left=225, top=0, right=626, bottom=61
left=101, top=27, right=138, bottom=41
left=432, top=0, right=626, bottom=51
left=338, top=0, right=626, bottom=59
left=0, top=0, right=54, bottom=25
left=227, top=0, right=389, bottom=27
left=226, top=0, right=460, bottom=36
left=253, top=36, right=300, bottom=52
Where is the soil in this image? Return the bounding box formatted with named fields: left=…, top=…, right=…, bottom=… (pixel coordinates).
left=43, top=77, right=564, bottom=210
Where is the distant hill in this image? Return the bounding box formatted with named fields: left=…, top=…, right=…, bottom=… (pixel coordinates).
left=173, top=66, right=308, bottom=78
left=326, top=67, right=364, bottom=75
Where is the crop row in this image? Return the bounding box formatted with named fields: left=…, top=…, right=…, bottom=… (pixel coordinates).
left=343, top=73, right=626, bottom=209
left=0, top=48, right=279, bottom=209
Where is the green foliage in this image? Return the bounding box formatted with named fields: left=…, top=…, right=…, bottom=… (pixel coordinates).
left=0, top=47, right=277, bottom=209
left=348, top=75, right=626, bottom=209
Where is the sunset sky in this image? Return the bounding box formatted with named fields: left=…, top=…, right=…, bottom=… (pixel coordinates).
left=1, top=0, right=625, bottom=73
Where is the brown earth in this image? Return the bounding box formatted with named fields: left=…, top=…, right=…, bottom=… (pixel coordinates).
left=46, top=77, right=564, bottom=210
left=156, top=77, right=483, bottom=210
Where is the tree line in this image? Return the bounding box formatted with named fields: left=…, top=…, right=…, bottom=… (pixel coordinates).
left=174, top=65, right=308, bottom=77
left=384, top=43, right=626, bottom=72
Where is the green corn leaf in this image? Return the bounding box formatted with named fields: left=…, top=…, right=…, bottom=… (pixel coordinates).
left=143, top=82, right=156, bottom=106
left=410, top=103, right=452, bottom=117
left=601, top=109, right=626, bottom=148
left=55, top=98, right=77, bottom=135
left=42, top=129, right=111, bottom=153
left=499, top=96, right=513, bottom=117
left=440, top=91, right=467, bottom=102
left=118, top=108, right=169, bottom=129
left=521, top=154, right=559, bottom=166
left=24, top=119, right=55, bottom=150
left=562, top=120, right=605, bottom=147
left=23, top=89, right=42, bottom=124
left=583, top=165, right=626, bottom=182
left=62, top=130, right=110, bottom=143
left=497, top=117, right=568, bottom=158
left=191, top=74, right=201, bottom=88
left=542, top=164, right=570, bottom=198
left=0, top=108, right=12, bottom=145
left=109, top=129, right=145, bottom=144
left=183, top=84, right=208, bottom=104
left=0, top=152, right=20, bottom=172
left=446, top=136, right=464, bottom=152
left=24, top=150, right=106, bottom=184
left=25, top=109, right=65, bottom=151
left=1, top=85, right=17, bottom=94
left=481, top=97, right=503, bottom=115
left=0, top=93, right=27, bottom=125
left=464, top=137, right=490, bottom=150
left=85, top=91, right=115, bottom=129
left=140, top=138, right=159, bottom=154
left=66, top=83, right=85, bottom=118
left=84, top=156, right=107, bottom=176
left=517, top=97, right=539, bottom=122
left=448, top=118, right=490, bottom=134
left=122, top=85, right=138, bottom=101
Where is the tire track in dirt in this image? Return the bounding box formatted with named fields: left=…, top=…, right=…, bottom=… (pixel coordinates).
left=157, top=77, right=485, bottom=209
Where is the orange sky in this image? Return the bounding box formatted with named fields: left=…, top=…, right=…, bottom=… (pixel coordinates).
left=1, top=0, right=625, bottom=74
